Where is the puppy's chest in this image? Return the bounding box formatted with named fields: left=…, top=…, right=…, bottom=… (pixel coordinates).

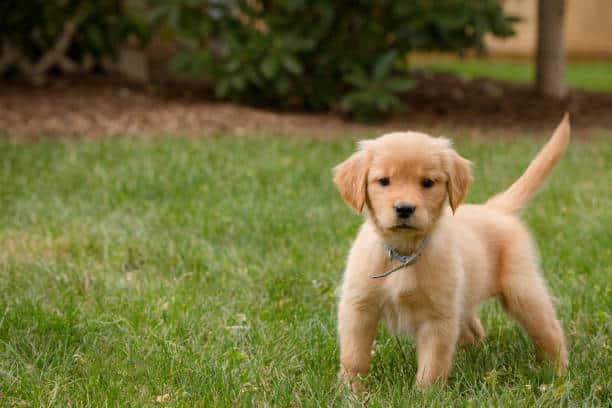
left=387, top=266, right=420, bottom=300
left=381, top=267, right=428, bottom=335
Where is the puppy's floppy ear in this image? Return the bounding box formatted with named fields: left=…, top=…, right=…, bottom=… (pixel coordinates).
left=444, top=149, right=472, bottom=213
left=333, top=149, right=370, bottom=213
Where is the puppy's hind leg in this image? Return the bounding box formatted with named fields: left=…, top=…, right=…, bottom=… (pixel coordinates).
left=459, top=314, right=485, bottom=346
left=499, top=254, right=568, bottom=375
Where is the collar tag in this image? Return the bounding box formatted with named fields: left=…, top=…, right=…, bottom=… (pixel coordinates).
left=369, top=236, right=430, bottom=279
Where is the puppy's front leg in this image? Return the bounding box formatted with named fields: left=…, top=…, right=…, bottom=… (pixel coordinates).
left=338, top=296, right=380, bottom=393
left=415, top=318, right=459, bottom=389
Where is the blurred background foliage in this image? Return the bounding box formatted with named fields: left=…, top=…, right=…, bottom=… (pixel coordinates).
left=0, top=1, right=148, bottom=76
left=0, top=0, right=518, bottom=119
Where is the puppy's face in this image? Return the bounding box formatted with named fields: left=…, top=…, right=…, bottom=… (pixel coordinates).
left=334, top=132, right=472, bottom=235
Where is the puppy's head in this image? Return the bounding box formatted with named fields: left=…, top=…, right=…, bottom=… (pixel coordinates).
left=333, top=131, right=471, bottom=235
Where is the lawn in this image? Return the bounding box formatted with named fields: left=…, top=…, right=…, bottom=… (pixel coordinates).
left=410, top=56, right=612, bottom=93
left=0, top=131, right=610, bottom=406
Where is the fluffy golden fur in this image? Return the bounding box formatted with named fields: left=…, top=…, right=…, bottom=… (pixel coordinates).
left=334, top=116, right=570, bottom=391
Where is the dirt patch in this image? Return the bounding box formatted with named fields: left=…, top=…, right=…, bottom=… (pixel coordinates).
left=403, top=70, right=612, bottom=132
left=0, top=77, right=377, bottom=140
left=0, top=73, right=610, bottom=140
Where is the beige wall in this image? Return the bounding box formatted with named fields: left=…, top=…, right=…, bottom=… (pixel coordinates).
left=487, top=0, right=612, bottom=57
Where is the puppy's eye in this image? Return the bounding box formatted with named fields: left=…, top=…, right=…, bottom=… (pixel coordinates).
left=378, top=177, right=390, bottom=186
left=421, top=178, right=435, bottom=188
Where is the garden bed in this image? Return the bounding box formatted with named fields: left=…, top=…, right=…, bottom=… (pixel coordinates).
left=1, top=72, right=611, bottom=139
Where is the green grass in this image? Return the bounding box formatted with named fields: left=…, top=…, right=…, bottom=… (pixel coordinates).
left=410, top=57, right=612, bottom=92
left=0, top=132, right=610, bottom=406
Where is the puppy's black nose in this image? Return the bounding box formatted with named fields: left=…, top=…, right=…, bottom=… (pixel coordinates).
left=395, top=203, right=416, bottom=218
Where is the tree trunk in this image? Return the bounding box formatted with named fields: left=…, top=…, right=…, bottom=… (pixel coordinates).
left=536, top=0, right=567, bottom=99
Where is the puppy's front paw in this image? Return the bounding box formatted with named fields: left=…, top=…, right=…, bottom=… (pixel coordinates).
left=338, top=367, right=365, bottom=395
left=415, top=375, right=447, bottom=391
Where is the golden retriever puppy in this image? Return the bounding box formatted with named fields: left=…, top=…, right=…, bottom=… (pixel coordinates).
left=334, top=116, right=570, bottom=391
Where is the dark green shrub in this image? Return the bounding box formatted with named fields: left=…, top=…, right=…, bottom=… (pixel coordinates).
left=0, top=0, right=146, bottom=80
left=0, top=0, right=518, bottom=118
left=151, top=0, right=518, bottom=120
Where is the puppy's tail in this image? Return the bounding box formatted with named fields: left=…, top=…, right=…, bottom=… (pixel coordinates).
left=485, top=114, right=570, bottom=215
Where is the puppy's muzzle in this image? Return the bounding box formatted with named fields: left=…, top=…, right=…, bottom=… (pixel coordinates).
left=395, top=203, right=416, bottom=219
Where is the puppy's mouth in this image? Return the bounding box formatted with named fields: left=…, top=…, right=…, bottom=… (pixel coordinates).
left=391, top=224, right=419, bottom=231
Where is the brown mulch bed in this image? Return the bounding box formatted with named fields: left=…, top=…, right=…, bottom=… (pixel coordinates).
left=404, top=71, right=612, bottom=132
left=0, top=73, right=610, bottom=140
